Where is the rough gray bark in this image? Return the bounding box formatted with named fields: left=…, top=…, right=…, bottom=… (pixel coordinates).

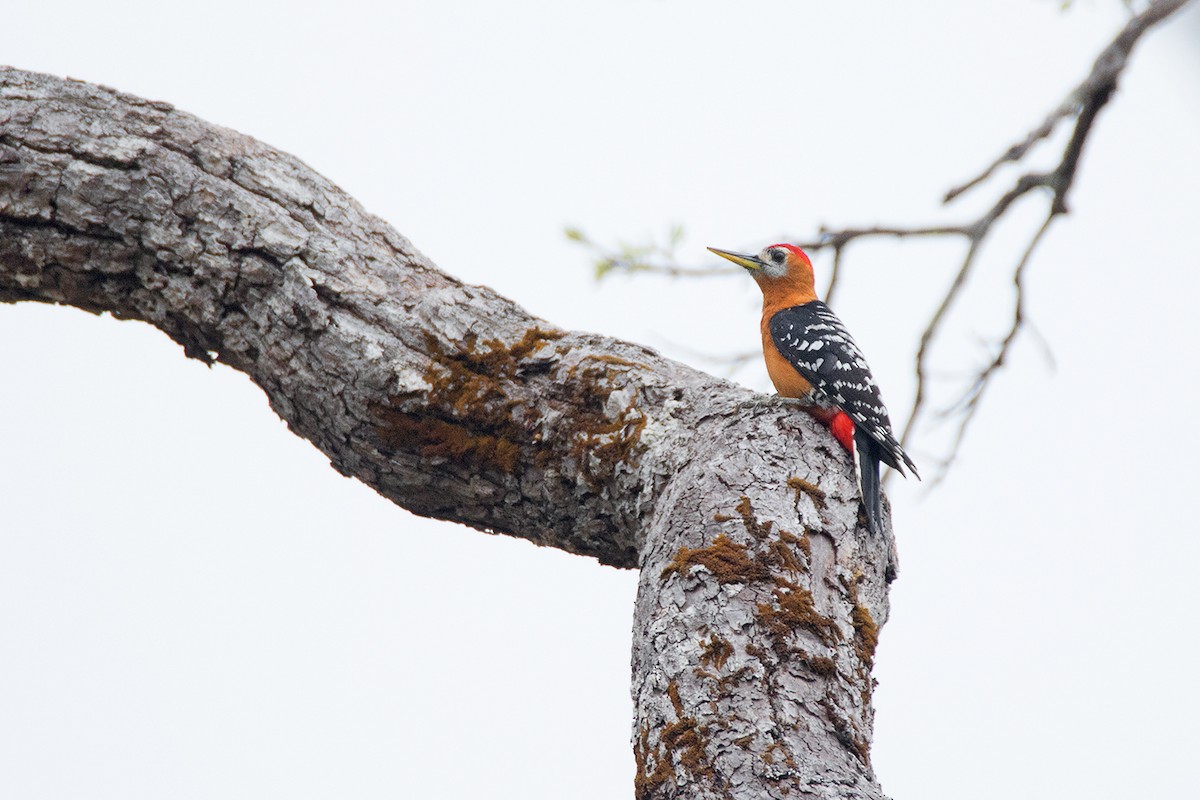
left=0, top=67, right=896, bottom=799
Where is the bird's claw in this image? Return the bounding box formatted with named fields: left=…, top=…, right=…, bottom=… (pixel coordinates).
left=735, top=395, right=805, bottom=413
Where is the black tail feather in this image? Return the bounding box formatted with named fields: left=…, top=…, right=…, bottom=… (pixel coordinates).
left=855, top=429, right=883, bottom=535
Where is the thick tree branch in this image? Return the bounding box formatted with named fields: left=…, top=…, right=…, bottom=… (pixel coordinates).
left=0, top=67, right=897, bottom=798
left=0, top=66, right=705, bottom=568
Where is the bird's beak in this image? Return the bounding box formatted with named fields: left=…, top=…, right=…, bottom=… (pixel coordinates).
left=707, top=246, right=764, bottom=271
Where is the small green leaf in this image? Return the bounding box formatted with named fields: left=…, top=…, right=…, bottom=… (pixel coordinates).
left=669, top=223, right=685, bottom=247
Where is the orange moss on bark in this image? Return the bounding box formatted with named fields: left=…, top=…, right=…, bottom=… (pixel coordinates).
left=370, top=412, right=521, bottom=472
left=699, top=635, right=734, bottom=671
left=756, top=579, right=841, bottom=650
left=735, top=495, right=775, bottom=541
left=762, top=741, right=797, bottom=769
left=562, top=357, right=647, bottom=485
left=634, top=681, right=715, bottom=798
left=372, top=326, right=565, bottom=472
left=851, top=602, right=879, bottom=667
left=372, top=326, right=648, bottom=479
left=634, top=725, right=673, bottom=800
left=660, top=534, right=771, bottom=585
left=786, top=476, right=826, bottom=509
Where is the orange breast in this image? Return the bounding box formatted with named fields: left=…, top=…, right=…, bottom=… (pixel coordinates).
left=760, top=323, right=814, bottom=399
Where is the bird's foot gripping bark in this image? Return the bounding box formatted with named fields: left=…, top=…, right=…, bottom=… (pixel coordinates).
left=735, top=394, right=810, bottom=414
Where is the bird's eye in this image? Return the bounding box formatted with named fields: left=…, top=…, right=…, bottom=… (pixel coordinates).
left=770, top=249, right=786, bottom=264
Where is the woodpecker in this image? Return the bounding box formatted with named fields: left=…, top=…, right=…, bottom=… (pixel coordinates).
left=709, top=243, right=918, bottom=534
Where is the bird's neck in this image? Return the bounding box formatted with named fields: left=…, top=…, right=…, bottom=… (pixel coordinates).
left=757, top=277, right=817, bottom=317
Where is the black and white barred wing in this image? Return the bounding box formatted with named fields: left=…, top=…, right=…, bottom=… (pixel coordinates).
left=768, top=302, right=918, bottom=477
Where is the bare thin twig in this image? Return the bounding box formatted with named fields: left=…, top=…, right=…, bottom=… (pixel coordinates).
left=946, top=0, right=1190, bottom=203
left=924, top=215, right=1056, bottom=485
left=574, top=0, right=1195, bottom=480
left=802, top=224, right=972, bottom=251
left=823, top=245, right=845, bottom=307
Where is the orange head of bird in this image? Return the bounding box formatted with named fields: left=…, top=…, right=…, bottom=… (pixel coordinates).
left=707, top=243, right=817, bottom=304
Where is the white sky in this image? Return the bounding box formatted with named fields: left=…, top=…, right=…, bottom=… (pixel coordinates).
left=3, top=1, right=1199, bottom=798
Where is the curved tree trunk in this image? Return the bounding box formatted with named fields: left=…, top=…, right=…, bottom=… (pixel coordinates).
left=0, top=67, right=897, bottom=799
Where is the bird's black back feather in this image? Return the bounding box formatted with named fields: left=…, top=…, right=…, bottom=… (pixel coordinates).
left=768, top=302, right=918, bottom=478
